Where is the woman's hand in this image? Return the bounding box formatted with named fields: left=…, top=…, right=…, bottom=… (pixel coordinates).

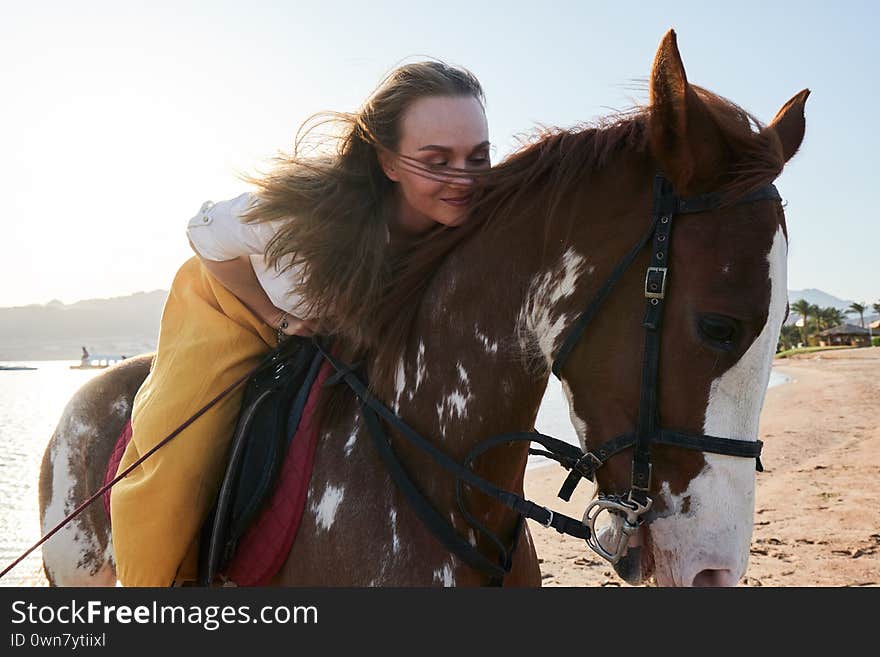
left=195, top=255, right=318, bottom=339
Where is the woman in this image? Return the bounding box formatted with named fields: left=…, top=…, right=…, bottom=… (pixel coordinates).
left=110, top=61, right=492, bottom=586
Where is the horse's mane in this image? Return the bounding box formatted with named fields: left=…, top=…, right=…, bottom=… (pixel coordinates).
left=320, top=86, right=784, bottom=423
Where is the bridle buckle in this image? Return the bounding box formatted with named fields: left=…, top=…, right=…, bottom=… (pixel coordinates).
left=644, top=266, right=667, bottom=299
left=573, top=451, right=604, bottom=481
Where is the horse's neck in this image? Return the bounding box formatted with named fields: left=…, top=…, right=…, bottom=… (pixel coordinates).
left=381, top=153, right=656, bottom=572
left=366, top=210, right=553, bottom=573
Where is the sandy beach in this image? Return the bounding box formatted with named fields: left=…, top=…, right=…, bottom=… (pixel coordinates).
left=524, top=347, right=880, bottom=586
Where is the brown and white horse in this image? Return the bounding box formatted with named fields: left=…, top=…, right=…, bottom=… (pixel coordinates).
left=38, top=30, right=807, bottom=587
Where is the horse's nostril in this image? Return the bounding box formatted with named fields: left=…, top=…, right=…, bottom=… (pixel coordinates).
left=691, top=569, right=735, bottom=587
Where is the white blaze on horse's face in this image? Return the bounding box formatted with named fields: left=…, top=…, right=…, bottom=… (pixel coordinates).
left=648, top=227, right=787, bottom=587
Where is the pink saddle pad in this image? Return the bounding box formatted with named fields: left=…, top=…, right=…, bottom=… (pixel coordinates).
left=103, top=356, right=334, bottom=586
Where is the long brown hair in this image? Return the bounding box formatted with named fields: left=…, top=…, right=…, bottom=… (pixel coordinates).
left=241, top=61, right=485, bottom=349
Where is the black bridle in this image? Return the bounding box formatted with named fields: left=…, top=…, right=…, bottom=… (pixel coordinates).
left=547, top=174, right=779, bottom=561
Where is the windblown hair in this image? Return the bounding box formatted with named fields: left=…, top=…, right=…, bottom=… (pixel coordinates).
left=241, top=61, right=485, bottom=348
left=364, top=85, right=786, bottom=394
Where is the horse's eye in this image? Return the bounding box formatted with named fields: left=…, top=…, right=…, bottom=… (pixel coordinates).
left=698, top=314, right=739, bottom=349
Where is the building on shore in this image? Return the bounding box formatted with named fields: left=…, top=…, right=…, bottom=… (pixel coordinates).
left=818, top=323, right=872, bottom=347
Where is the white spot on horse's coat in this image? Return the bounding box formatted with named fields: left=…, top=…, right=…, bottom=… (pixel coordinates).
left=440, top=392, right=469, bottom=420
left=390, top=509, right=400, bottom=555
left=393, top=358, right=406, bottom=414
left=344, top=429, right=357, bottom=457
left=41, top=404, right=115, bottom=586
left=468, top=529, right=477, bottom=547
left=433, top=562, right=455, bottom=587
left=111, top=397, right=129, bottom=417
left=474, top=325, right=499, bottom=355
left=532, top=314, right=570, bottom=367
left=403, top=343, right=428, bottom=404
left=518, top=248, right=586, bottom=366
left=435, top=363, right=474, bottom=437
left=649, top=228, right=787, bottom=587
left=312, top=484, right=345, bottom=532
left=414, top=341, right=426, bottom=393
left=548, top=249, right=585, bottom=305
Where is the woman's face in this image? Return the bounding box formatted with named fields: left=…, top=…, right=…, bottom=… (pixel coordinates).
left=381, top=95, right=490, bottom=235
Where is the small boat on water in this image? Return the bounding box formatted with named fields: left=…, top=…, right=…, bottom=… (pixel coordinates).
left=69, top=347, right=128, bottom=370
left=70, top=355, right=127, bottom=370
left=0, top=365, right=38, bottom=371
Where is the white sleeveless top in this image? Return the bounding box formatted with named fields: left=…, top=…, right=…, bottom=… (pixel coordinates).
left=185, top=193, right=313, bottom=318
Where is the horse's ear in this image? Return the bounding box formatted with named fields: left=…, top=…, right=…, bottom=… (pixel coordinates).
left=764, top=89, right=810, bottom=163
left=648, top=30, right=726, bottom=193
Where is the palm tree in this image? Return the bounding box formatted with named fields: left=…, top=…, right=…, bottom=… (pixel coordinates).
left=778, top=324, right=801, bottom=351
left=873, top=301, right=880, bottom=318
left=791, top=298, right=812, bottom=346
left=848, top=302, right=866, bottom=328
left=817, top=307, right=844, bottom=332
left=814, top=307, right=827, bottom=332
left=809, top=303, right=821, bottom=341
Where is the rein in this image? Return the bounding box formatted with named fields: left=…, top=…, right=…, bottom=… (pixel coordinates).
left=314, top=342, right=593, bottom=583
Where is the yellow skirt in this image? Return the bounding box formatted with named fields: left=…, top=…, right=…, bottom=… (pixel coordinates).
left=111, top=256, right=277, bottom=586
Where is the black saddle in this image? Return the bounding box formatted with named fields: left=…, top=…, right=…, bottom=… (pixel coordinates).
left=197, top=335, right=325, bottom=586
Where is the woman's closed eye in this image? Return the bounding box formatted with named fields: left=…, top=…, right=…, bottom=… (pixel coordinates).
left=427, top=157, right=489, bottom=169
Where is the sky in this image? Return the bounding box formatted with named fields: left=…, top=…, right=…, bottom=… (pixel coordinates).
left=1, top=1, right=877, bottom=308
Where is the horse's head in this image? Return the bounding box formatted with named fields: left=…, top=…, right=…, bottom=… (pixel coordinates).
left=554, top=31, right=808, bottom=586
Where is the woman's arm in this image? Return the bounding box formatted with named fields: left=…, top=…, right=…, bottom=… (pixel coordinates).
left=195, top=251, right=316, bottom=336
left=185, top=195, right=315, bottom=337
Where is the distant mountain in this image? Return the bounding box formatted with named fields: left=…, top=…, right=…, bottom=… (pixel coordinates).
left=1, top=286, right=874, bottom=361
left=787, top=288, right=855, bottom=311
left=786, top=289, right=878, bottom=326
left=0, top=290, right=168, bottom=361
